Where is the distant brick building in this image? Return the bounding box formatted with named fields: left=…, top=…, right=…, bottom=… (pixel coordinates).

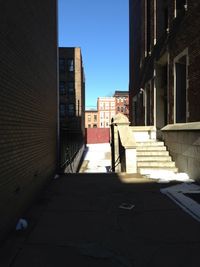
left=114, top=91, right=129, bottom=118
left=129, top=0, right=200, bottom=180
left=59, top=48, right=85, bottom=170
left=0, top=1, right=58, bottom=239
left=85, top=110, right=98, bottom=128
left=59, top=47, right=85, bottom=135
left=97, top=97, right=116, bottom=128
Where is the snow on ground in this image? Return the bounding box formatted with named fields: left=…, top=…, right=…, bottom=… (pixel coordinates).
left=83, top=143, right=111, bottom=173
left=161, top=183, right=200, bottom=222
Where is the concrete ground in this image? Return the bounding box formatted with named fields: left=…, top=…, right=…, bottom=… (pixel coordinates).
left=1, top=173, right=200, bottom=267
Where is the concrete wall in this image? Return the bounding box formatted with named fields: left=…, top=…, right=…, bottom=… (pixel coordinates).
left=0, top=0, right=58, bottom=240
left=85, top=128, right=110, bottom=144
left=162, top=123, right=200, bottom=181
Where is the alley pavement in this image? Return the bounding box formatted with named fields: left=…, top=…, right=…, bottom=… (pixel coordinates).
left=1, top=172, right=200, bottom=267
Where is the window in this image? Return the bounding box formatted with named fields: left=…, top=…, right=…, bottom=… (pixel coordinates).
left=117, top=106, right=120, bottom=111
left=67, top=59, right=74, bottom=72
left=111, top=102, right=115, bottom=109
left=88, top=124, right=91, bottom=128
left=68, top=104, right=75, bottom=117
left=145, top=0, right=151, bottom=55
left=100, top=102, right=104, bottom=110
left=59, top=58, right=65, bottom=72
left=60, top=104, right=66, bottom=117
left=121, top=107, right=124, bottom=112
left=93, top=124, right=97, bottom=128
left=94, top=115, right=97, bottom=121
left=106, top=122, right=109, bottom=127
left=59, top=81, right=65, bottom=95
left=174, top=52, right=188, bottom=123
left=176, top=0, right=187, bottom=16
left=88, top=115, right=91, bottom=122
left=105, top=102, right=109, bottom=109
left=67, top=81, right=74, bottom=95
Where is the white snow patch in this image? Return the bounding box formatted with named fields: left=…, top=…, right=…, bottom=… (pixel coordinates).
left=161, top=183, right=200, bottom=222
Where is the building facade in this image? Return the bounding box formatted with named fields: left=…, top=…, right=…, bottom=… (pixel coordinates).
left=129, top=0, right=200, bottom=180
left=114, top=91, right=129, bottom=118
left=85, top=110, right=98, bottom=128
left=97, top=97, right=116, bottom=128
left=59, top=47, right=85, bottom=170
left=59, top=47, right=85, bottom=134
left=0, top=0, right=58, bottom=239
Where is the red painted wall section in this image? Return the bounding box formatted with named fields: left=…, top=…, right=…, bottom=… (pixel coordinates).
left=85, top=128, right=110, bottom=144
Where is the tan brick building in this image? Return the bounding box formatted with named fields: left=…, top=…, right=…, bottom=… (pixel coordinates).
left=114, top=90, right=129, bottom=118
left=97, top=97, right=116, bottom=128
left=0, top=1, right=58, bottom=239
left=129, top=0, right=200, bottom=180
left=85, top=110, right=98, bottom=128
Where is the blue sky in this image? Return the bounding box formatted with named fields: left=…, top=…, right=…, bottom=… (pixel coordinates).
left=58, top=0, right=129, bottom=109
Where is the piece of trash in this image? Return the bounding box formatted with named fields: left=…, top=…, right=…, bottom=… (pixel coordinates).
left=16, top=218, right=28, bottom=231
left=119, top=203, right=135, bottom=210
left=54, top=174, right=59, bottom=179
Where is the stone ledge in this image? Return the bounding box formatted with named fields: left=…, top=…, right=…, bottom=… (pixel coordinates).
left=162, top=122, right=200, bottom=131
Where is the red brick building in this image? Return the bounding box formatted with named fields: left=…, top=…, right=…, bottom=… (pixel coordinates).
left=114, top=91, right=129, bottom=118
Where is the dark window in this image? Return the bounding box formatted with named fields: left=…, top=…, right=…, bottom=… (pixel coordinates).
left=88, top=124, right=91, bottom=128
left=175, top=56, right=187, bottom=123
left=146, top=0, right=151, bottom=54
left=121, top=106, right=124, bottom=112
left=67, top=59, right=74, bottom=72
left=117, top=106, right=120, bottom=111
left=93, top=124, right=97, bottom=128
left=94, top=115, right=97, bottom=121
left=59, top=81, right=66, bottom=95
left=176, top=0, right=187, bottom=16
left=60, top=104, right=66, bottom=117
left=67, top=81, right=74, bottom=95
left=68, top=104, right=75, bottom=117
left=59, top=58, right=65, bottom=72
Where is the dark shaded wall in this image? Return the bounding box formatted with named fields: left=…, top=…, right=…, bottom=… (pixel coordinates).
left=0, top=0, right=58, bottom=239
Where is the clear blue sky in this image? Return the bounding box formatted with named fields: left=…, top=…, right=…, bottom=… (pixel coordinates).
left=58, top=0, right=129, bottom=109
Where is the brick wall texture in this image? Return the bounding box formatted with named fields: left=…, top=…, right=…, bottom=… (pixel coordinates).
left=129, top=0, right=200, bottom=124
left=85, top=128, right=110, bottom=144
left=0, top=0, right=58, bottom=239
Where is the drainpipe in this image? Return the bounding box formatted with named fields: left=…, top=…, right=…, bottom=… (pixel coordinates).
left=56, top=0, right=60, bottom=173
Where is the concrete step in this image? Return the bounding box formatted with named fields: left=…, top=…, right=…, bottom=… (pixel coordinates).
left=138, top=161, right=175, bottom=167
left=135, top=141, right=165, bottom=147
left=136, top=146, right=166, bottom=151
left=137, top=156, right=172, bottom=162
left=137, top=151, right=169, bottom=156
left=138, top=167, right=178, bottom=175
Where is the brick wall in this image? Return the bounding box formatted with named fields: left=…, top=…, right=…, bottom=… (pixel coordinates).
left=0, top=0, right=58, bottom=240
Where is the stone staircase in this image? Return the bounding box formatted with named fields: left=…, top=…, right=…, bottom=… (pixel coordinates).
left=136, top=140, right=178, bottom=176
